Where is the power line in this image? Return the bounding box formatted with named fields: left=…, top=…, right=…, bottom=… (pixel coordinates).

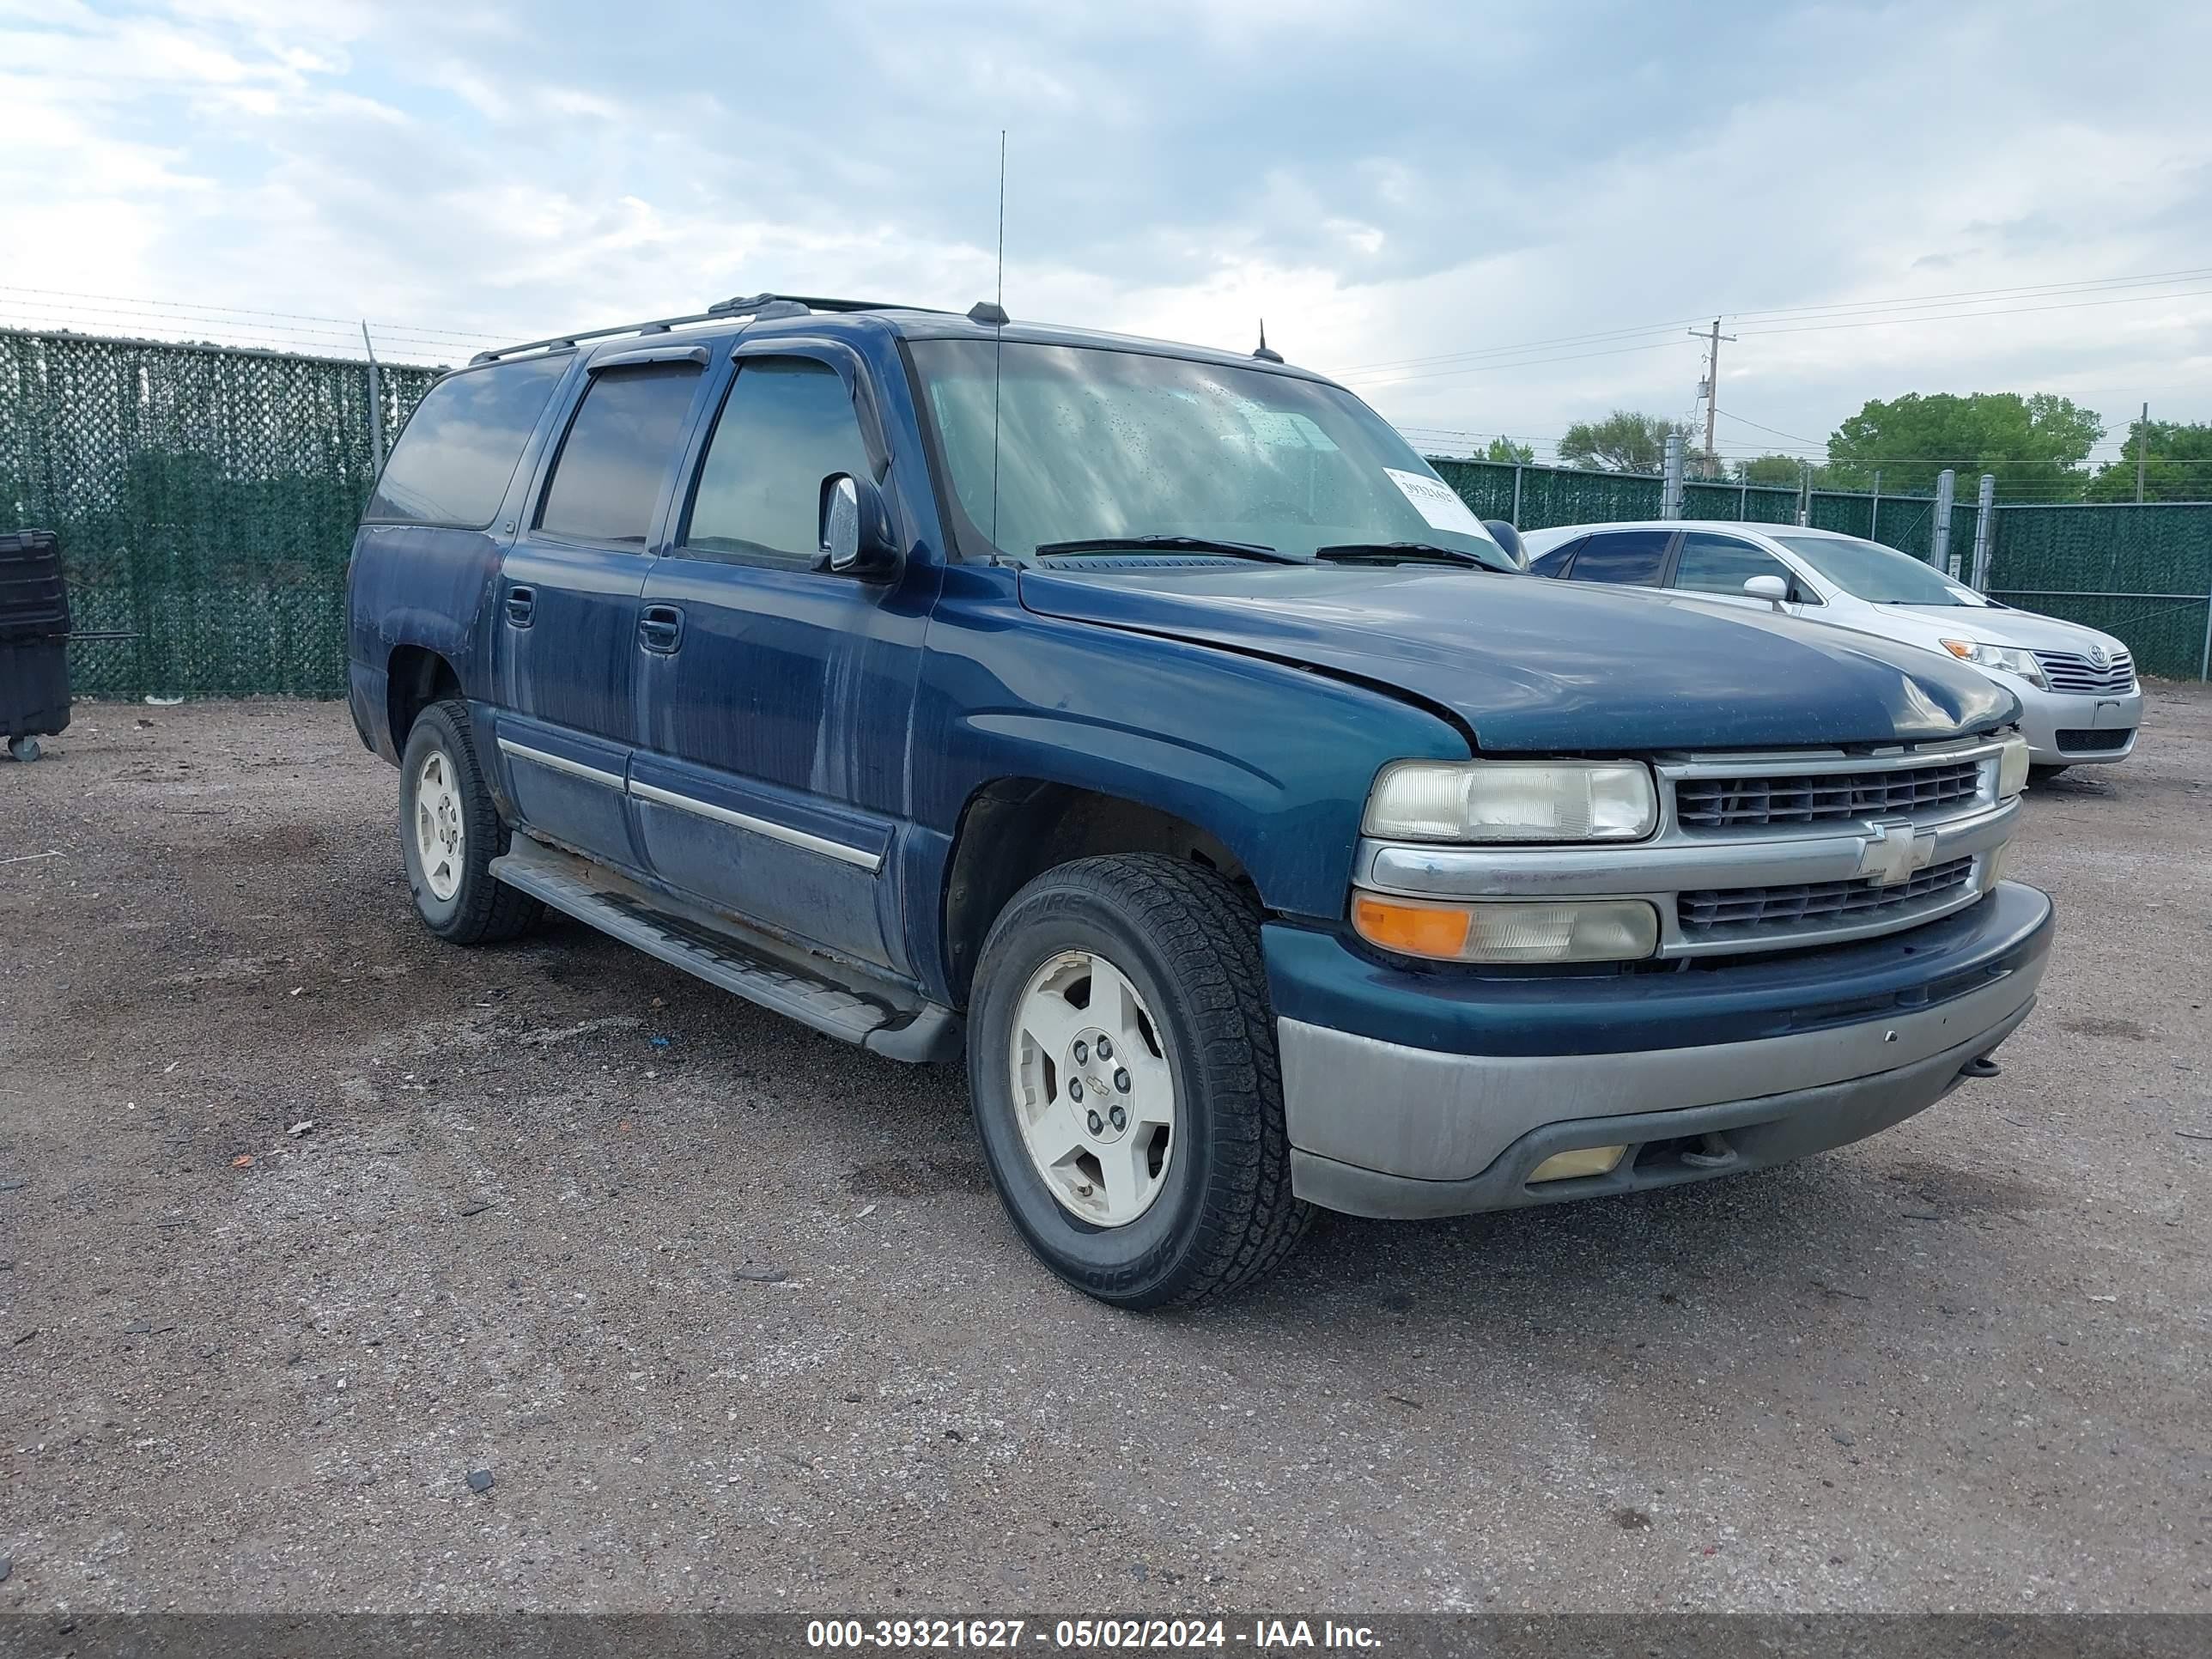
left=0, top=283, right=509, bottom=343
left=1328, top=264, right=2212, bottom=379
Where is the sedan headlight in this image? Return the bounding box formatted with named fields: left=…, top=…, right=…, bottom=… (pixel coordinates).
left=1364, top=759, right=1657, bottom=843
left=1942, top=639, right=2046, bottom=689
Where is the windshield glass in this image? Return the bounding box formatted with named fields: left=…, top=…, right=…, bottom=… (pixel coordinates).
left=909, top=339, right=1510, bottom=569
left=1772, top=534, right=1977, bottom=605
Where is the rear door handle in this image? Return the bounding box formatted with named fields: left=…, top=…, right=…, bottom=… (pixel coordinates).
left=505, top=585, right=536, bottom=627
left=639, top=604, right=684, bottom=655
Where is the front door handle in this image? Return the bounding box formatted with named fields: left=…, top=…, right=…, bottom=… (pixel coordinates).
left=506, top=585, right=536, bottom=627
left=639, top=604, right=684, bottom=655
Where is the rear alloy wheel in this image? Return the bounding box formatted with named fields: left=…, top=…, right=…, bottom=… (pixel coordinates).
left=967, top=854, right=1310, bottom=1309
left=398, top=699, right=542, bottom=945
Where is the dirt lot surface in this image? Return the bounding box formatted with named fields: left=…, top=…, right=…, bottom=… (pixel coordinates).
left=3, top=690, right=2209, bottom=1614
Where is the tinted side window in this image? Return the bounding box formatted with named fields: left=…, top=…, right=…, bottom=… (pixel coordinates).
left=366, top=356, right=568, bottom=527
left=536, top=362, right=702, bottom=544
left=683, top=359, right=872, bottom=564
left=1674, top=532, right=1796, bottom=598
left=1568, top=530, right=1671, bottom=585
left=1529, top=536, right=1586, bottom=577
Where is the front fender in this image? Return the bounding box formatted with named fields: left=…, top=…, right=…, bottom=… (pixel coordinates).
left=912, top=565, right=1467, bottom=923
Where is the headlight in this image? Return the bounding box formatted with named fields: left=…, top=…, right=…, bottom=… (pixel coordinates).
left=1996, top=735, right=2030, bottom=799
left=1942, top=639, right=2046, bottom=688
left=1352, top=893, right=1660, bottom=963
left=1364, top=760, right=1657, bottom=843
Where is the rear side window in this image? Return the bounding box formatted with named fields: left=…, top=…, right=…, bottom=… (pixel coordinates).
left=1529, top=536, right=1586, bottom=576
left=1674, top=532, right=1798, bottom=598
left=682, top=358, right=872, bottom=564
left=365, top=356, right=568, bottom=527
left=536, top=362, right=703, bottom=544
left=1567, top=529, right=1670, bottom=585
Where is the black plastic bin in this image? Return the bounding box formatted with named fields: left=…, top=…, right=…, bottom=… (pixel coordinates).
left=1, top=529, right=70, bottom=761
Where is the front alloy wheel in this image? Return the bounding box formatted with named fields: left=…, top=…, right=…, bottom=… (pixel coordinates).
left=966, top=853, right=1310, bottom=1308
left=1010, top=949, right=1177, bottom=1227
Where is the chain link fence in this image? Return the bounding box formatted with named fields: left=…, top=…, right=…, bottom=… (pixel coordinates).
left=1986, top=502, right=2212, bottom=680
left=0, top=329, right=437, bottom=700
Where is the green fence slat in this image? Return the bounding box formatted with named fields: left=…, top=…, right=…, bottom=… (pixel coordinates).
left=0, top=329, right=440, bottom=701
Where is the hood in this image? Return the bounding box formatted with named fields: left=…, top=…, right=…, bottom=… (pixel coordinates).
left=1861, top=599, right=2127, bottom=659
left=1018, top=565, right=2020, bottom=753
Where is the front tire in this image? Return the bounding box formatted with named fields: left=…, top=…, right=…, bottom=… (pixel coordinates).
left=966, top=854, right=1310, bottom=1309
left=398, top=700, right=541, bottom=945
left=2028, top=763, right=2070, bottom=785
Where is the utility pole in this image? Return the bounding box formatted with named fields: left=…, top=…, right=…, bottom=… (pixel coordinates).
left=1689, top=318, right=1737, bottom=478
left=2136, top=401, right=2148, bottom=503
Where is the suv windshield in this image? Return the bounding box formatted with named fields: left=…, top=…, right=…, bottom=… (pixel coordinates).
left=909, top=339, right=1511, bottom=570
left=1772, top=534, right=1984, bottom=605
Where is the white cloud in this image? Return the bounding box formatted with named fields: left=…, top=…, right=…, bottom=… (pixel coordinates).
left=1, top=0, right=2208, bottom=463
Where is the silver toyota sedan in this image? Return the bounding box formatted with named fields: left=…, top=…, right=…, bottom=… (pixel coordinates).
left=1524, top=520, right=2141, bottom=777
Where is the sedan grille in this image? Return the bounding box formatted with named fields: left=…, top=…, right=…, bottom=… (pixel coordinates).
left=1678, top=856, right=1977, bottom=939
left=1673, top=759, right=1982, bottom=831
left=2033, top=648, right=2134, bottom=694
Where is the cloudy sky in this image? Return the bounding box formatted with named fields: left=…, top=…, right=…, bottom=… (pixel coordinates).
left=6, top=0, right=2210, bottom=470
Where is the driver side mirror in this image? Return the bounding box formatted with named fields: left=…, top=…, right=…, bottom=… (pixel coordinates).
left=817, top=472, right=901, bottom=581
left=1742, top=574, right=1790, bottom=611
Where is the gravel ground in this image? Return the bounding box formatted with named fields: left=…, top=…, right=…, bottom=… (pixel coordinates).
left=2, top=690, right=2208, bottom=1615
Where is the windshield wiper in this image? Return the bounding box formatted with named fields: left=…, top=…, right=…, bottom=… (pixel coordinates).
left=1032, top=535, right=1304, bottom=565
left=1314, top=540, right=1510, bottom=572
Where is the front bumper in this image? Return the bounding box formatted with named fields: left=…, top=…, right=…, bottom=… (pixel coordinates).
left=1267, top=882, right=2053, bottom=1218
left=2014, top=683, right=2141, bottom=766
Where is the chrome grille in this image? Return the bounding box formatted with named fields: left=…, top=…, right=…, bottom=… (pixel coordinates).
left=1678, top=856, right=1977, bottom=939
left=1673, top=759, right=1982, bottom=831
left=2033, top=648, right=2134, bottom=695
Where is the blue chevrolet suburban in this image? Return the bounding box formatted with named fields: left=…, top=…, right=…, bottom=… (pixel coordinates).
left=345, top=292, right=2052, bottom=1307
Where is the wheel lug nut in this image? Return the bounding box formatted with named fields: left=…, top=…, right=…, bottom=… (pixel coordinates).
left=1086, top=1111, right=1103, bottom=1134
left=1068, top=1079, right=1084, bottom=1103
left=1073, top=1040, right=1088, bottom=1064
left=1096, top=1037, right=1113, bottom=1060
left=1109, top=1104, right=1127, bottom=1131
left=1114, top=1068, right=1130, bottom=1093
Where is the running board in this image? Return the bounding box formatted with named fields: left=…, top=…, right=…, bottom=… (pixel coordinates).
left=489, top=836, right=961, bottom=1063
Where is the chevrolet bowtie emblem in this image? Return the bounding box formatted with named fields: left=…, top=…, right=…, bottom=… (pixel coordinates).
left=1856, top=817, right=1939, bottom=887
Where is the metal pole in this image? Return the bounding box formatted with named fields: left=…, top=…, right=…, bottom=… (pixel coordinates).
left=1931, top=469, right=1956, bottom=574
left=1796, top=463, right=1811, bottom=526
left=1739, top=480, right=1748, bottom=520
left=2136, top=402, right=2148, bottom=503
left=1970, top=473, right=1996, bottom=590
left=1869, top=469, right=1881, bottom=543
left=1688, top=318, right=1735, bottom=478
left=361, top=320, right=385, bottom=466
left=2200, top=579, right=2211, bottom=682
left=1511, top=463, right=1523, bottom=528
left=1662, top=434, right=1684, bottom=520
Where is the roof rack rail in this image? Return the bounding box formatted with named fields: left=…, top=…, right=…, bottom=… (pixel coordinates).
left=467, top=293, right=951, bottom=365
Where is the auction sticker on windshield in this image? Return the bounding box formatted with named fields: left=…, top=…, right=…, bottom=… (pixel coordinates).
left=1384, top=468, right=1495, bottom=542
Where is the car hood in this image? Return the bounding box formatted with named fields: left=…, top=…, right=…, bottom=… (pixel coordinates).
left=1017, top=566, right=2020, bottom=753
left=1857, top=600, right=2127, bottom=659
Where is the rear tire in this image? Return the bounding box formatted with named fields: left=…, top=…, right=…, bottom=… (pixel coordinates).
left=398, top=699, right=541, bottom=945
left=965, top=854, right=1310, bottom=1309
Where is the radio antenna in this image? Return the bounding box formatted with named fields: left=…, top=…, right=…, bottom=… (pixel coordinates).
left=989, top=128, right=1006, bottom=546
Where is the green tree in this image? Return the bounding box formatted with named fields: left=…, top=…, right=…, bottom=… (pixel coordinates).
left=1557, top=410, right=1693, bottom=474
left=1823, top=392, right=2102, bottom=498
left=2083, top=418, right=2212, bottom=502
left=1482, top=434, right=1535, bottom=465
left=1735, top=453, right=1808, bottom=487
